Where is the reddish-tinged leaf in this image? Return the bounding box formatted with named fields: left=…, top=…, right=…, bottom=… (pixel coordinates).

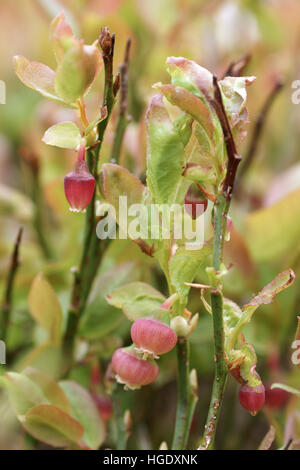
left=50, top=12, right=78, bottom=63
left=228, top=270, right=295, bottom=348
left=244, top=269, right=295, bottom=308
left=155, top=84, right=214, bottom=140
left=13, top=56, right=72, bottom=106
left=24, top=404, right=84, bottom=448
left=166, top=56, right=214, bottom=100
left=23, top=367, right=71, bottom=415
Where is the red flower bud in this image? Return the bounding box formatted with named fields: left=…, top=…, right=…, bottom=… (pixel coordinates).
left=239, top=382, right=265, bottom=415
left=112, top=348, right=159, bottom=390
left=184, top=184, right=208, bottom=219
left=265, top=385, right=289, bottom=409
left=64, top=159, right=95, bottom=212
left=131, top=317, right=177, bottom=357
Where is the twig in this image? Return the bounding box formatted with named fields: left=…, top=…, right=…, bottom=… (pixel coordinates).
left=97, top=27, right=116, bottom=170
left=110, top=39, right=131, bottom=163
left=222, top=53, right=251, bottom=79
left=200, top=77, right=242, bottom=450
left=211, top=76, right=241, bottom=199
left=238, top=79, right=283, bottom=182
left=0, top=228, right=23, bottom=341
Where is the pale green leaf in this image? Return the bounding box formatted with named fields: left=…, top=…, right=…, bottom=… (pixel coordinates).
left=169, top=243, right=212, bottom=303
left=42, top=121, right=82, bottom=149
left=106, top=281, right=165, bottom=321
left=55, top=43, right=101, bottom=103
left=146, top=94, right=185, bottom=204
left=13, top=56, right=75, bottom=107
left=1, top=372, right=48, bottom=417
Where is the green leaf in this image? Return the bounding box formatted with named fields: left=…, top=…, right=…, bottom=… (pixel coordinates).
left=24, top=404, right=84, bottom=448
left=154, top=84, right=214, bottom=140
left=106, top=282, right=165, bottom=321
left=59, top=381, right=105, bottom=449
left=1, top=372, right=48, bottom=417
left=42, top=121, right=82, bottom=149
left=23, top=367, right=71, bottom=414
left=54, top=43, right=101, bottom=103
left=28, top=273, right=63, bottom=346
left=169, top=243, right=212, bottom=303
left=173, top=113, right=193, bottom=147
left=79, top=262, right=141, bottom=339
left=13, top=56, right=75, bottom=107
left=223, top=298, right=242, bottom=339
left=244, top=189, right=300, bottom=262
left=183, top=163, right=216, bottom=185
left=146, top=94, right=185, bottom=204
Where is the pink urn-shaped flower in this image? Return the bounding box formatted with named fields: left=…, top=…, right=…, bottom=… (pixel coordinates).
left=131, top=317, right=177, bottom=358
left=112, top=348, right=159, bottom=390
left=64, top=146, right=95, bottom=212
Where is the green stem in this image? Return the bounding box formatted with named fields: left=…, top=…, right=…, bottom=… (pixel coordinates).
left=112, top=383, right=129, bottom=450
left=199, top=193, right=229, bottom=450
left=172, top=337, right=194, bottom=449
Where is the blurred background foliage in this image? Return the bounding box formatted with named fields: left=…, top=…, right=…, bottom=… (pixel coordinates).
left=0, top=0, right=300, bottom=450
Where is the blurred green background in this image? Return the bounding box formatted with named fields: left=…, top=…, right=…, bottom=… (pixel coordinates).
left=0, top=0, right=300, bottom=450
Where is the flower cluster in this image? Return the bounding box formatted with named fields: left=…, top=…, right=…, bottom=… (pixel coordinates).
left=112, top=310, right=177, bottom=390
